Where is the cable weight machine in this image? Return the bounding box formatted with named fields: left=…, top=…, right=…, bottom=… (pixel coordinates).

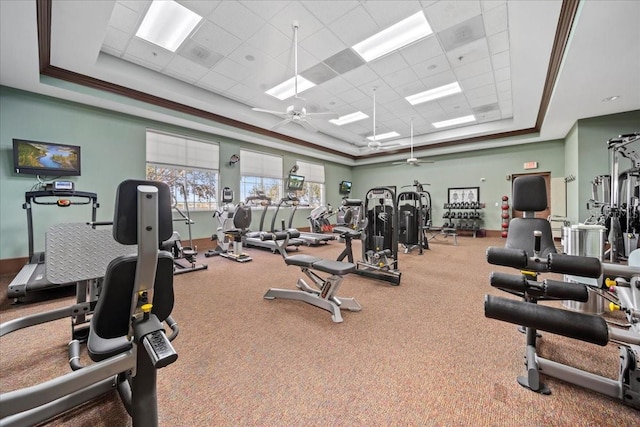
left=397, top=180, right=431, bottom=254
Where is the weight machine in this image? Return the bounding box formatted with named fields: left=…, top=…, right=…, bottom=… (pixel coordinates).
left=397, top=180, right=431, bottom=254
left=356, top=187, right=401, bottom=285
left=586, top=133, right=640, bottom=262
left=206, top=187, right=252, bottom=262
left=484, top=238, right=640, bottom=408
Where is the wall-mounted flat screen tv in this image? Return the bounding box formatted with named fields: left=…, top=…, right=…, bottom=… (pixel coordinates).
left=339, top=180, right=352, bottom=195
left=286, top=174, right=305, bottom=191
left=13, top=139, right=81, bottom=176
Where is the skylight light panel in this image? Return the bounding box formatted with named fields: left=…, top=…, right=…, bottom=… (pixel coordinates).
left=367, top=131, right=400, bottom=141
left=266, top=76, right=315, bottom=101
left=432, top=115, right=476, bottom=128
left=136, top=0, right=202, bottom=52
left=405, top=82, right=462, bottom=105
left=352, top=11, right=433, bottom=62
left=329, top=111, right=369, bottom=126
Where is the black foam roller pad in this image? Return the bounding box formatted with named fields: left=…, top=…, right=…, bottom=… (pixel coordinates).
left=490, top=271, right=527, bottom=292
left=548, top=253, right=601, bottom=278
left=486, top=247, right=528, bottom=269
left=484, top=295, right=609, bottom=346
left=543, top=279, right=589, bottom=302
left=341, top=198, right=363, bottom=207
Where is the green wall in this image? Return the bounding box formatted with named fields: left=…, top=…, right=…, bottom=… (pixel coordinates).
left=353, top=140, right=565, bottom=231
left=0, top=86, right=351, bottom=260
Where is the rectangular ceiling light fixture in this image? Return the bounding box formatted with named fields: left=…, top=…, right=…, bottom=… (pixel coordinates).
left=330, top=111, right=369, bottom=126
left=136, top=0, right=202, bottom=52
left=432, top=115, right=476, bottom=128
left=266, top=76, right=316, bottom=101
left=367, top=131, right=400, bottom=141
left=352, top=11, right=433, bottom=62
left=406, top=82, right=462, bottom=106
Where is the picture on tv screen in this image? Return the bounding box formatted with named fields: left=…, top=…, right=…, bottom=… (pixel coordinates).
left=286, top=174, right=305, bottom=191
left=339, top=180, right=352, bottom=195
left=13, top=139, right=81, bottom=176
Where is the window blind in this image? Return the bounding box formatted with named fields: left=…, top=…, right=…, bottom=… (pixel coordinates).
left=240, top=149, right=282, bottom=178
left=146, top=131, right=219, bottom=169
left=296, top=160, right=325, bottom=183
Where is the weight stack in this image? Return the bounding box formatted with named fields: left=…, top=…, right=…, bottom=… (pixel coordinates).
left=501, top=196, right=510, bottom=238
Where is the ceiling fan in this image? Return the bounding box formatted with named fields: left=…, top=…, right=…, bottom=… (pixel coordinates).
left=392, top=119, right=435, bottom=166
left=365, top=87, right=401, bottom=151
left=251, top=23, right=336, bottom=132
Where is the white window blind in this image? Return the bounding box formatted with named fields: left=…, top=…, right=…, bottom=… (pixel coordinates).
left=296, top=160, right=325, bottom=183
left=240, top=149, right=282, bottom=178
left=147, top=131, right=219, bottom=169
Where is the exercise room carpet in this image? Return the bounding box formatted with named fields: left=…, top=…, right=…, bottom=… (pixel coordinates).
left=1, top=236, right=638, bottom=426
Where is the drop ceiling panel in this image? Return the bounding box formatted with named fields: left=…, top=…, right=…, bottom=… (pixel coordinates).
left=399, top=36, right=444, bottom=65
left=302, top=0, right=360, bottom=25
left=191, top=21, right=243, bottom=56
left=329, top=5, right=379, bottom=46
left=424, top=1, right=482, bottom=33
left=209, top=1, right=265, bottom=40
left=362, top=1, right=424, bottom=28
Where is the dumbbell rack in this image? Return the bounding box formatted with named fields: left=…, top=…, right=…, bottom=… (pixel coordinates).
left=442, top=202, right=485, bottom=237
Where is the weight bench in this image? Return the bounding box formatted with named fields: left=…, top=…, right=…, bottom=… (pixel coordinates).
left=426, top=226, right=458, bottom=245
left=263, top=231, right=361, bottom=323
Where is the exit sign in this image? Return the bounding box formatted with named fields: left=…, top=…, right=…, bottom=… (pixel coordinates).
left=524, top=161, right=538, bottom=169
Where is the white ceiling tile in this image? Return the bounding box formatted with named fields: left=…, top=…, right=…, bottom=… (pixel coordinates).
left=437, top=92, right=469, bottom=107
left=496, top=79, right=511, bottom=93
left=421, top=69, right=458, bottom=88
left=121, top=52, right=164, bottom=71
left=268, top=2, right=324, bottom=39
left=109, top=2, right=141, bottom=33
left=103, top=26, right=130, bottom=53
left=245, top=23, right=291, bottom=59
left=497, top=88, right=511, bottom=102
left=341, top=65, right=380, bottom=87
left=117, top=0, right=149, bottom=14
left=164, top=55, right=210, bottom=82
left=329, top=6, right=379, bottom=46
left=197, top=69, right=237, bottom=92
left=101, top=46, right=122, bottom=58
left=178, top=0, right=220, bottom=18
left=395, top=79, right=428, bottom=97
left=337, top=87, right=368, bottom=104
left=413, top=54, right=452, bottom=79
left=224, top=83, right=256, bottom=103
left=302, top=1, right=360, bottom=25
left=481, top=0, right=506, bottom=13
left=228, top=42, right=276, bottom=73
left=460, top=71, right=494, bottom=91
left=465, top=84, right=496, bottom=100
left=362, top=1, right=424, bottom=28
left=213, top=57, right=253, bottom=81
left=399, top=36, right=444, bottom=65
left=483, top=3, right=508, bottom=36
left=319, top=76, right=349, bottom=95
left=468, top=93, right=498, bottom=108
left=494, top=66, right=510, bottom=82
left=447, top=38, right=490, bottom=68
left=124, top=37, right=173, bottom=69
left=273, top=44, right=317, bottom=72
left=382, top=66, right=420, bottom=89
left=209, top=1, right=265, bottom=40
left=424, top=0, right=482, bottom=33
left=191, top=21, right=243, bottom=56
left=300, top=27, right=347, bottom=62
left=491, top=50, right=510, bottom=70
left=487, top=30, right=509, bottom=54
left=369, top=52, right=409, bottom=77
left=452, top=57, right=492, bottom=80
left=239, top=1, right=288, bottom=21
left=475, top=109, right=501, bottom=122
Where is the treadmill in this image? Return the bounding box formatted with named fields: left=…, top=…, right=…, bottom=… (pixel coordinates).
left=284, top=195, right=335, bottom=245
left=242, top=192, right=304, bottom=253
left=8, top=187, right=99, bottom=302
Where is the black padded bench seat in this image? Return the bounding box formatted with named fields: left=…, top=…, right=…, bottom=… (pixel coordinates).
left=285, top=254, right=356, bottom=276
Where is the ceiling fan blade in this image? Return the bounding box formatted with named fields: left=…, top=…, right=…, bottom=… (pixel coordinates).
left=306, top=111, right=339, bottom=118
left=297, top=119, right=318, bottom=133
left=271, top=118, right=292, bottom=130
left=252, top=107, right=288, bottom=116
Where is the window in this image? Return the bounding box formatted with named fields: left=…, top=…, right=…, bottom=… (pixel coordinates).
left=296, top=160, right=325, bottom=208
left=240, top=149, right=283, bottom=203
left=146, top=130, right=219, bottom=211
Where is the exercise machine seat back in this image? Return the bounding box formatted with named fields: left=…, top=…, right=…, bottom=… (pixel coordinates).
left=505, top=176, right=557, bottom=262
left=232, top=204, right=252, bottom=231
left=88, top=180, right=175, bottom=362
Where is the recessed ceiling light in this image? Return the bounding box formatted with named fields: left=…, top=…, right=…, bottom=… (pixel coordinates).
left=602, top=95, right=620, bottom=102
left=265, top=76, right=315, bottom=101
left=352, top=11, right=433, bottom=62
left=136, top=0, right=202, bottom=52
left=406, top=82, right=462, bottom=105
left=367, top=131, right=400, bottom=141
left=432, top=115, right=476, bottom=128
left=330, top=111, right=369, bottom=126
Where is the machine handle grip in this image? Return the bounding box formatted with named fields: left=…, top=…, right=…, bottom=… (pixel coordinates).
left=260, top=230, right=301, bottom=241
left=542, top=279, right=589, bottom=302
left=548, top=253, right=602, bottom=278
left=486, top=247, right=528, bottom=269
left=490, top=272, right=589, bottom=302
left=484, top=295, right=609, bottom=346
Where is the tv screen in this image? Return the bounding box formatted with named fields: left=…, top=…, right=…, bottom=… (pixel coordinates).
left=339, top=180, right=352, bottom=195
left=286, top=174, right=305, bottom=191
left=13, top=139, right=81, bottom=176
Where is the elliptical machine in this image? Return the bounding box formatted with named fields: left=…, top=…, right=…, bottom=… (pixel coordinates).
left=397, top=180, right=432, bottom=254
left=205, top=187, right=252, bottom=262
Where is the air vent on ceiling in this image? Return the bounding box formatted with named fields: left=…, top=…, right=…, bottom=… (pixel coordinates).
left=177, top=38, right=222, bottom=68
left=438, top=15, right=486, bottom=52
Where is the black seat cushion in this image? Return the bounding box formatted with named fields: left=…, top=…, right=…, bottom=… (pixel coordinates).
left=285, top=254, right=322, bottom=267
left=312, top=260, right=356, bottom=276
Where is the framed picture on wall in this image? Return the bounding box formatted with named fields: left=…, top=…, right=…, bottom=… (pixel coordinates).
left=448, top=187, right=480, bottom=204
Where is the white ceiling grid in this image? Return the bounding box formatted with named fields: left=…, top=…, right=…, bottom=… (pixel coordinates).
left=101, top=0, right=513, bottom=148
